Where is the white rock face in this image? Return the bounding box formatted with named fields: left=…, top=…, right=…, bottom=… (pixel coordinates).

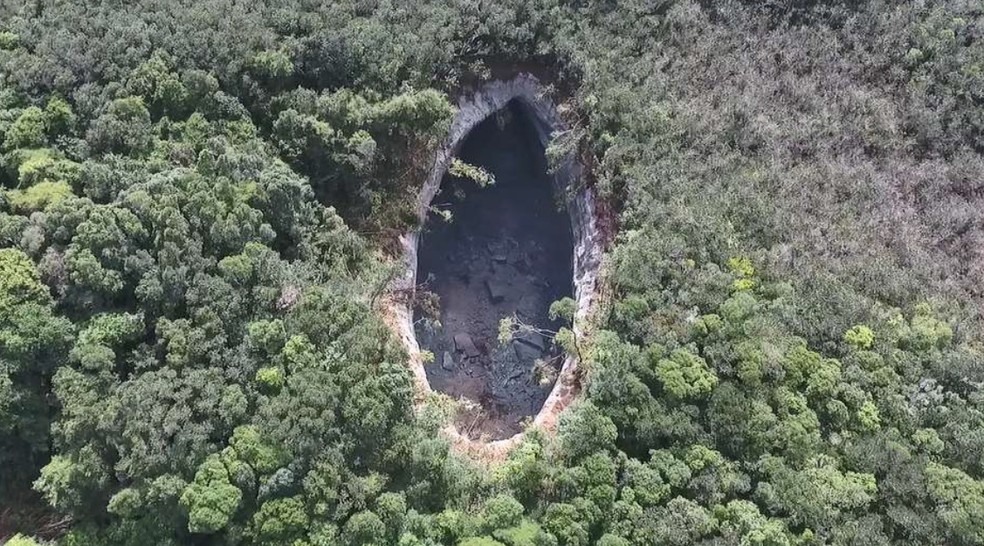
left=388, top=74, right=604, bottom=455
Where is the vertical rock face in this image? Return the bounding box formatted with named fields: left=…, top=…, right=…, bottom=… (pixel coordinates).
left=389, top=74, right=604, bottom=451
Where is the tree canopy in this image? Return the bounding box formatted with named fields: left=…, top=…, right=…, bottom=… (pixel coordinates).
left=2, top=1, right=984, bottom=545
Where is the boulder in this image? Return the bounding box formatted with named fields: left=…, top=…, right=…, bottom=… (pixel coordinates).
left=515, top=331, right=546, bottom=351
left=491, top=260, right=518, bottom=279
left=485, top=279, right=508, bottom=303
left=442, top=351, right=456, bottom=371
left=513, top=339, right=542, bottom=362
left=517, top=294, right=539, bottom=317
left=454, top=332, right=481, bottom=358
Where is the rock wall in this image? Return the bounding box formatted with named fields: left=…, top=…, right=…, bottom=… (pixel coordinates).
left=388, top=74, right=604, bottom=458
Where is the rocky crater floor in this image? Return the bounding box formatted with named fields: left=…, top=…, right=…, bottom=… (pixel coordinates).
left=414, top=102, right=574, bottom=440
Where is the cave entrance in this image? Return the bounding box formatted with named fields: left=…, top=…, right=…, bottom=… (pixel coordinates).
left=414, top=100, right=575, bottom=440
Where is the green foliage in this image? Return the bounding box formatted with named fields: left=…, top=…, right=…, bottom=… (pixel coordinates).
left=491, top=520, right=553, bottom=546
left=45, top=96, right=76, bottom=135
left=843, top=325, right=875, bottom=350
left=5, top=534, right=43, bottom=546
left=11, top=147, right=79, bottom=187
left=459, top=537, right=505, bottom=546
left=757, top=456, right=877, bottom=532
left=255, top=367, right=285, bottom=392
left=70, top=313, right=143, bottom=372
left=4, top=107, right=46, bottom=150
left=912, top=428, right=944, bottom=455
left=646, top=496, right=717, bottom=545
left=654, top=348, right=718, bottom=399
left=904, top=304, right=954, bottom=350
left=0, top=247, right=72, bottom=501
left=493, top=438, right=549, bottom=506
left=0, top=31, right=19, bottom=50
left=1, top=2, right=983, bottom=545
left=229, top=425, right=285, bottom=475
left=548, top=298, right=577, bottom=323
left=250, top=50, right=294, bottom=81
left=924, top=462, right=984, bottom=544
left=247, top=319, right=286, bottom=353
left=252, top=496, right=309, bottom=544
left=6, top=180, right=74, bottom=213
left=554, top=328, right=578, bottom=357
left=542, top=502, right=588, bottom=546
left=595, top=535, right=630, bottom=546
left=107, top=487, right=142, bottom=518
left=127, top=52, right=188, bottom=117
left=180, top=455, right=243, bottom=534
left=558, top=402, right=617, bottom=461
left=0, top=248, right=48, bottom=305
left=376, top=492, right=408, bottom=539
left=449, top=158, right=495, bottom=187
left=480, top=494, right=524, bottom=532
left=856, top=401, right=881, bottom=431
left=726, top=256, right=755, bottom=277
left=86, top=97, right=153, bottom=156
left=341, top=510, right=386, bottom=545
left=714, top=500, right=795, bottom=545
left=34, top=448, right=109, bottom=514
left=727, top=256, right=756, bottom=292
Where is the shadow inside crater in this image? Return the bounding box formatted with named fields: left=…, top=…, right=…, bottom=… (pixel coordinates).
left=414, top=100, right=575, bottom=440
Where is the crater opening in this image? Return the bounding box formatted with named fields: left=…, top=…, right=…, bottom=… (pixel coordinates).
left=414, top=100, right=574, bottom=440
left=388, top=74, right=604, bottom=454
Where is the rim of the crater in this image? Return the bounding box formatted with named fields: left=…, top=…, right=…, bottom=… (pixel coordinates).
left=387, top=73, right=604, bottom=454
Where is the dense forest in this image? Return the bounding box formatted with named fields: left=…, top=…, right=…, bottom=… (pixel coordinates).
left=2, top=0, right=984, bottom=544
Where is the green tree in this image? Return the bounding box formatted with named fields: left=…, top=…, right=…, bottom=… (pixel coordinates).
left=480, top=494, right=524, bottom=533
left=126, top=52, right=189, bottom=117
left=558, top=401, right=617, bottom=461
left=86, top=97, right=153, bottom=156
left=0, top=248, right=72, bottom=499
left=44, top=96, right=77, bottom=136
left=180, top=455, right=243, bottom=534
left=3, top=106, right=46, bottom=150
left=252, top=496, right=309, bottom=544
left=5, top=534, right=43, bottom=546
left=342, top=510, right=387, bottom=546
left=924, top=462, right=984, bottom=544
left=654, top=348, right=718, bottom=399
left=459, top=538, right=506, bottom=546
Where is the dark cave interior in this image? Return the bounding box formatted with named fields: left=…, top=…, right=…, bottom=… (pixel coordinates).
left=415, top=100, right=575, bottom=440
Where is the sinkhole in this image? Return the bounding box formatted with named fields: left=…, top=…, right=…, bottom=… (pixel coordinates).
left=415, top=100, right=574, bottom=440
left=391, top=75, right=603, bottom=450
